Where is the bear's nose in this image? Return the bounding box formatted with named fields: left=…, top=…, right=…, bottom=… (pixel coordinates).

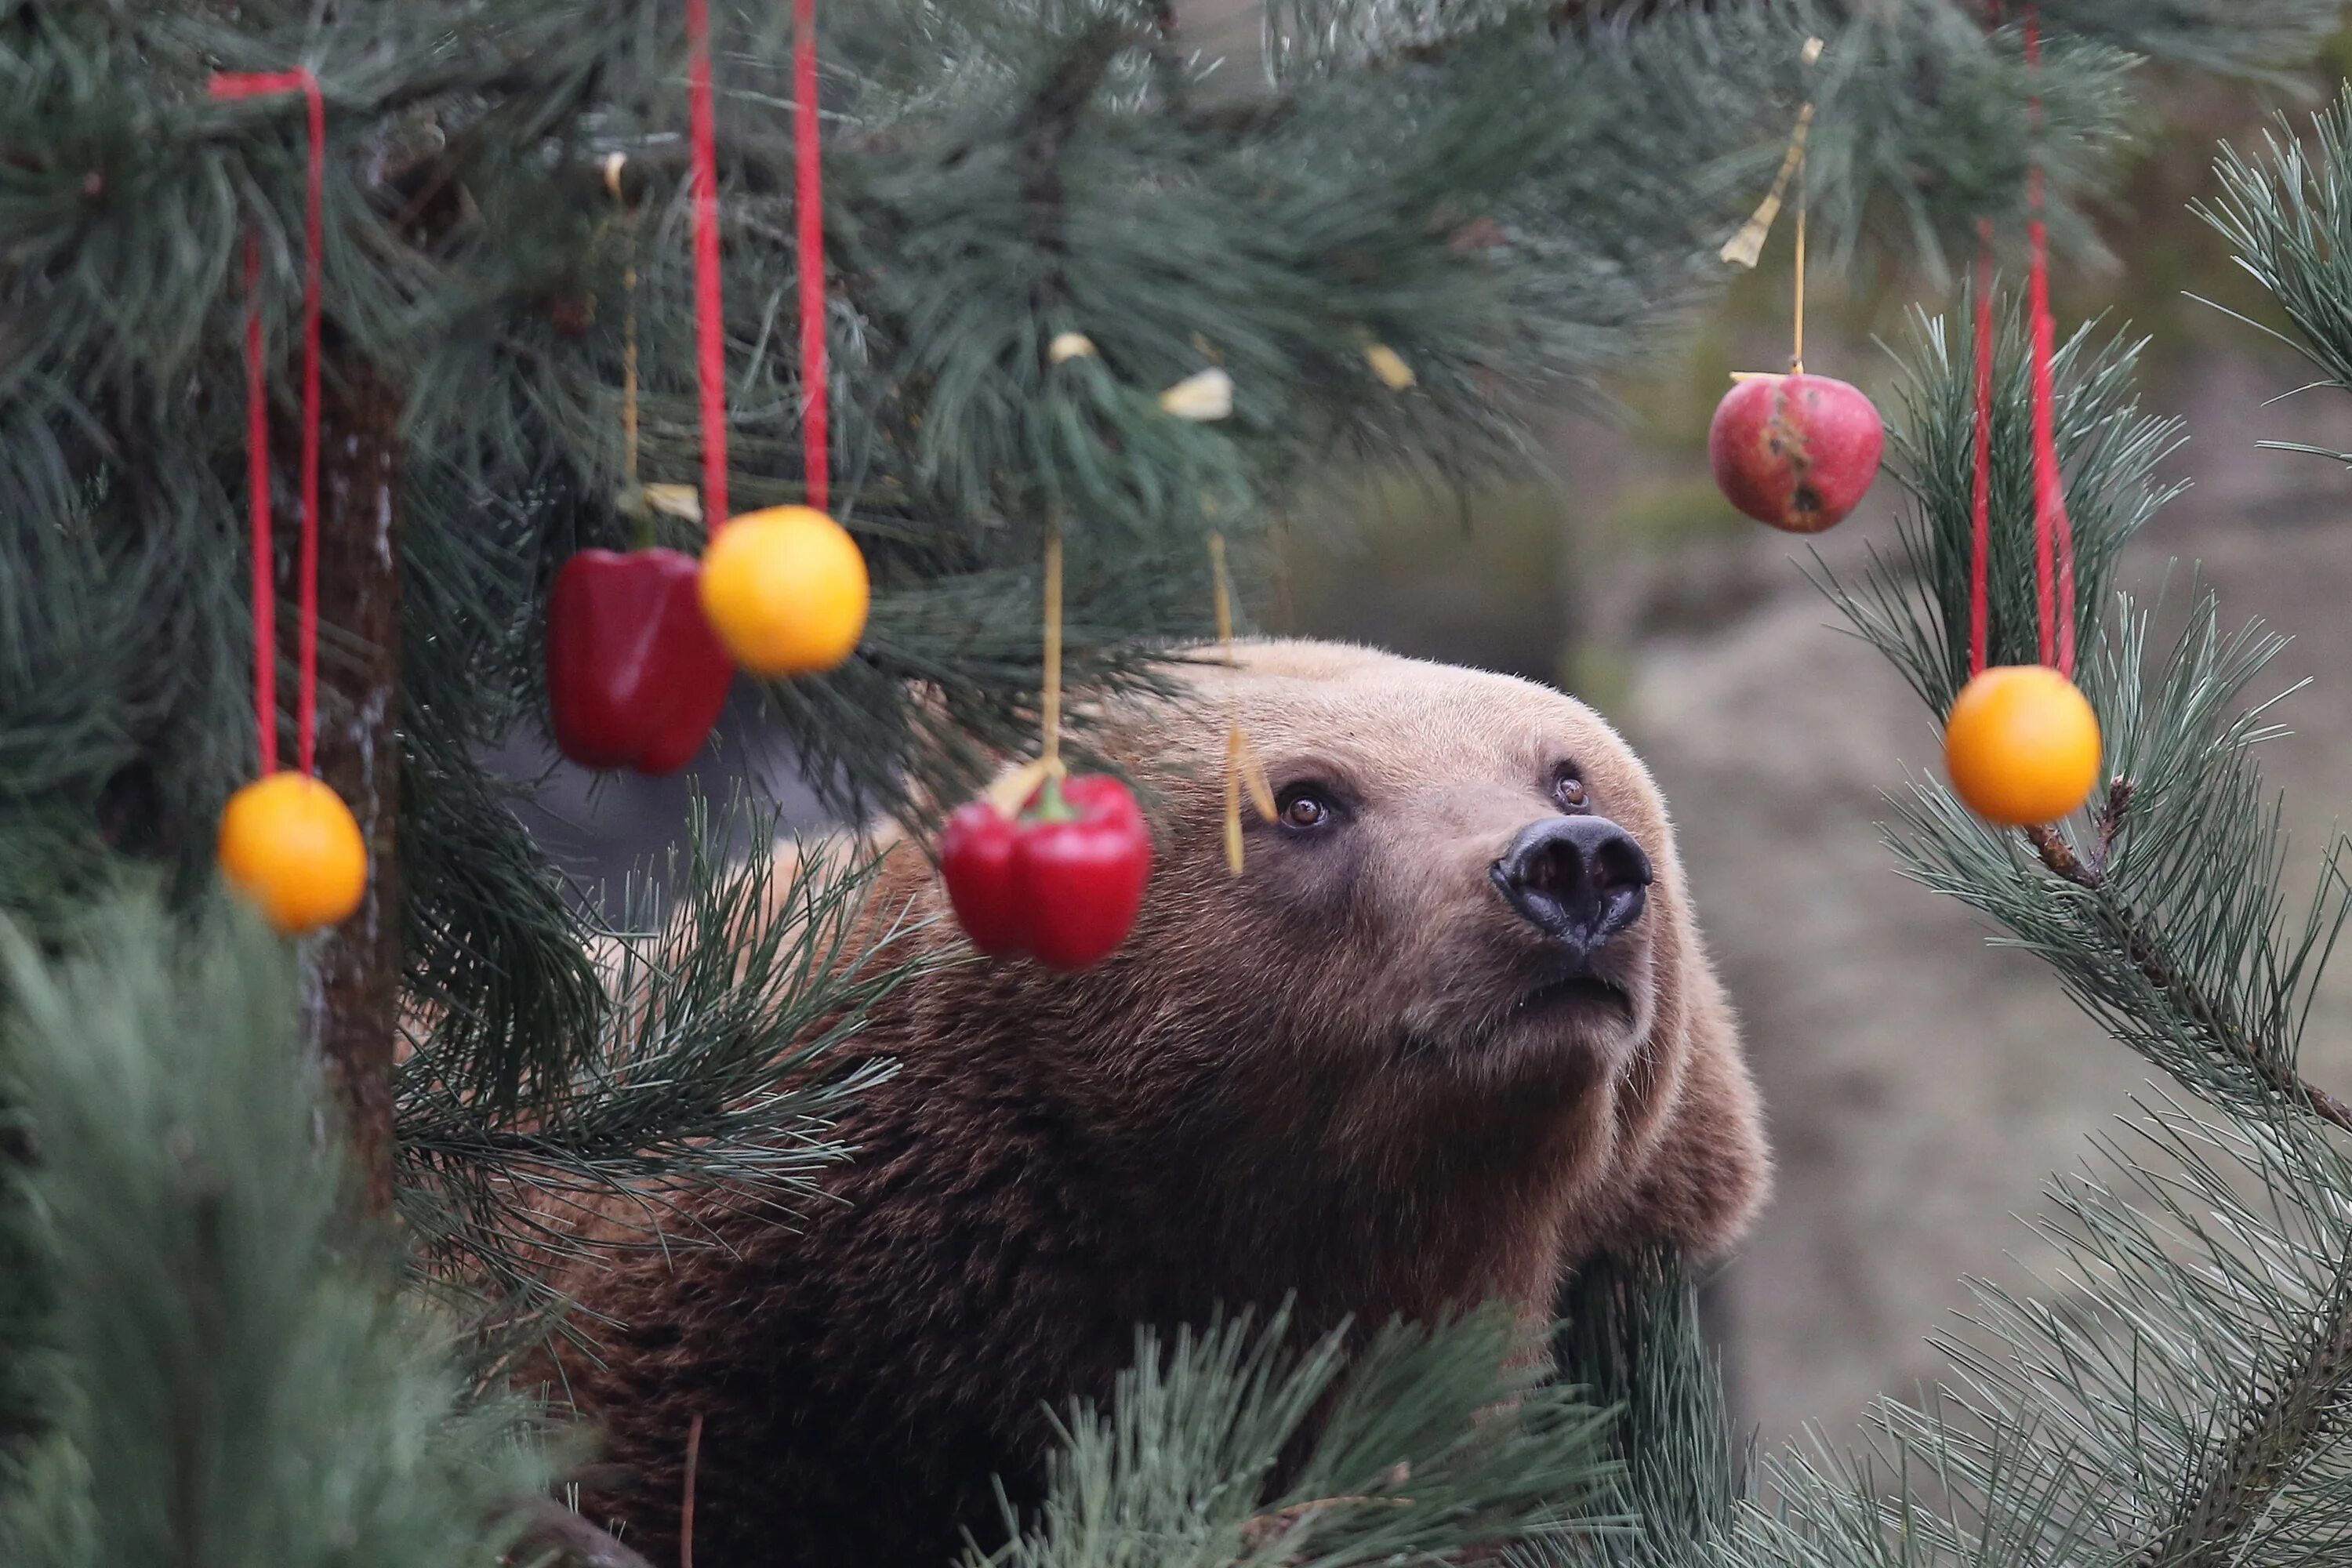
left=1490, top=816, right=1653, bottom=955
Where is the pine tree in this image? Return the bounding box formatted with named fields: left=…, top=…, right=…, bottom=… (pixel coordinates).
left=1530, top=85, right=2352, bottom=1568
left=3, top=3, right=2350, bottom=1566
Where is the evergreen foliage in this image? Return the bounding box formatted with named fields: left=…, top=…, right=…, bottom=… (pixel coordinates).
left=6, top=2, right=2352, bottom=1566
left=1552, top=98, right=2352, bottom=1567
left=397, top=800, right=921, bottom=1321
left=1550, top=1250, right=1740, bottom=1568
left=0, top=901, right=552, bottom=1566
left=971, top=1308, right=1621, bottom=1568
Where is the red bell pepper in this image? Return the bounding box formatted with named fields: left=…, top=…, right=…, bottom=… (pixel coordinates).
left=546, top=547, right=735, bottom=775
left=938, top=774, right=1152, bottom=971
left=937, top=799, right=1026, bottom=957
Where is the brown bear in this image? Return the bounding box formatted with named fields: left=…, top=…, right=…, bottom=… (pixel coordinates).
left=548, top=640, right=1768, bottom=1567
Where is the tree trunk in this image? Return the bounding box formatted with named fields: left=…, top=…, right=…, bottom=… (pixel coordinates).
left=311, top=361, right=404, bottom=1218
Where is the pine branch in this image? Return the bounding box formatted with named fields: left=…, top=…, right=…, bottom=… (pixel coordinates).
left=397, top=800, right=920, bottom=1316
left=2133, top=1287, right=2352, bottom=1568
left=1548, top=1248, right=1741, bottom=1567
left=1727, top=1101, right=2352, bottom=1566
left=973, top=1306, right=1624, bottom=1568
left=0, top=895, right=554, bottom=1566
left=1784, top=244, right=2352, bottom=1567
left=2015, top=815, right=2352, bottom=1138
left=507, top=1497, right=659, bottom=1568
left=1814, top=306, right=2352, bottom=1141
left=1011, top=17, right=1128, bottom=318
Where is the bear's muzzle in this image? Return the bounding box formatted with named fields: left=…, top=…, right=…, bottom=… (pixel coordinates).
left=1489, top=815, right=1652, bottom=965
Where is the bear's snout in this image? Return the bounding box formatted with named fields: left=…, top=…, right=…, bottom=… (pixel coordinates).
left=1489, top=815, right=1652, bottom=960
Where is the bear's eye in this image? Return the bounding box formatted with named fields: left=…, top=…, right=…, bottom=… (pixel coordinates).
left=1554, top=771, right=1590, bottom=813
left=1276, top=786, right=1334, bottom=832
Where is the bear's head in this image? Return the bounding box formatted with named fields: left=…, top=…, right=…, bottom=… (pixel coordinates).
left=875, top=639, right=1766, bottom=1307
left=1113, top=641, right=1681, bottom=1091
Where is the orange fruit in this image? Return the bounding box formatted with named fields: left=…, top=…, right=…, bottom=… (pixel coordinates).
left=216, top=771, right=368, bottom=934
left=698, top=506, right=869, bottom=677
left=1944, top=665, right=2102, bottom=827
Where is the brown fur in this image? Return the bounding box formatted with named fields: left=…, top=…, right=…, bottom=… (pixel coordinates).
left=544, top=641, right=1768, bottom=1566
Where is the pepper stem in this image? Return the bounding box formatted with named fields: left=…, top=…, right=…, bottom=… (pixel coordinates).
left=1029, top=768, right=1079, bottom=823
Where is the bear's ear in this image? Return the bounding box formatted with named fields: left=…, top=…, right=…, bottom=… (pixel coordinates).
left=1614, top=946, right=1771, bottom=1261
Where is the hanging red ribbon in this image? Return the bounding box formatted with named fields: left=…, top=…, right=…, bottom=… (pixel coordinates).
left=212, top=67, right=325, bottom=776
left=686, top=0, right=729, bottom=530
left=683, top=2, right=829, bottom=525
left=1967, top=2, right=2077, bottom=683
left=240, top=234, right=278, bottom=774
left=795, top=0, right=829, bottom=514
left=1970, top=219, right=1994, bottom=680
left=2024, top=5, right=2076, bottom=678
left=1969, top=0, right=2003, bottom=682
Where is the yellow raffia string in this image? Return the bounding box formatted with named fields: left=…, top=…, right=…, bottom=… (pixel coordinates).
left=985, top=755, right=1055, bottom=818
left=603, top=154, right=672, bottom=530
left=622, top=266, right=640, bottom=481
left=1240, top=736, right=1275, bottom=822
left=1791, top=125, right=1808, bottom=374
left=1364, top=342, right=1414, bottom=390
left=1210, top=532, right=1275, bottom=875
left=1719, top=39, right=1824, bottom=270
left=1214, top=531, right=1242, bottom=874
left=985, top=521, right=1069, bottom=820
left=1041, top=519, right=1065, bottom=782
left=1719, top=101, right=1812, bottom=269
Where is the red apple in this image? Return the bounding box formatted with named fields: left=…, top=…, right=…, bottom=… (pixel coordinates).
left=1708, top=372, right=1885, bottom=534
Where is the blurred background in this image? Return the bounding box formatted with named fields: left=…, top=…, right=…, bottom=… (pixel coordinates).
left=502, top=20, right=2352, bottom=1454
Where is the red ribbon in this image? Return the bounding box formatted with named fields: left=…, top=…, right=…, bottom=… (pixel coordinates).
left=1973, top=3, right=2002, bottom=681
left=795, top=0, right=829, bottom=514
left=687, top=0, right=728, bottom=530
left=2024, top=5, right=2076, bottom=678
left=240, top=234, right=278, bottom=774
left=1968, top=2, right=2077, bottom=683
left=212, top=67, right=325, bottom=775
left=1970, top=219, right=1994, bottom=680
left=684, top=2, right=829, bottom=526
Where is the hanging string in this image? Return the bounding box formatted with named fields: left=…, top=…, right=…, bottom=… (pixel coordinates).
left=1971, top=0, right=2006, bottom=680
left=623, top=247, right=641, bottom=490
left=212, top=67, right=325, bottom=777
left=971, top=520, right=1073, bottom=818
left=1965, top=2, right=2074, bottom=683
left=1789, top=77, right=1816, bottom=374
left=794, top=0, right=830, bottom=513
left=2024, top=3, right=2077, bottom=677
left=1041, top=520, right=1065, bottom=780
left=1210, top=532, right=1276, bottom=876
left=1719, top=36, right=1822, bottom=376
left=1214, top=532, right=1241, bottom=873
left=1720, top=100, right=1813, bottom=271
left=602, top=155, right=641, bottom=489
left=686, top=0, right=728, bottom=529
left=1970, top=216, right=1994, bottom=678
left=240, top=234, right=278, bottom=775
left=598, top=153, right=652, bottom=549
